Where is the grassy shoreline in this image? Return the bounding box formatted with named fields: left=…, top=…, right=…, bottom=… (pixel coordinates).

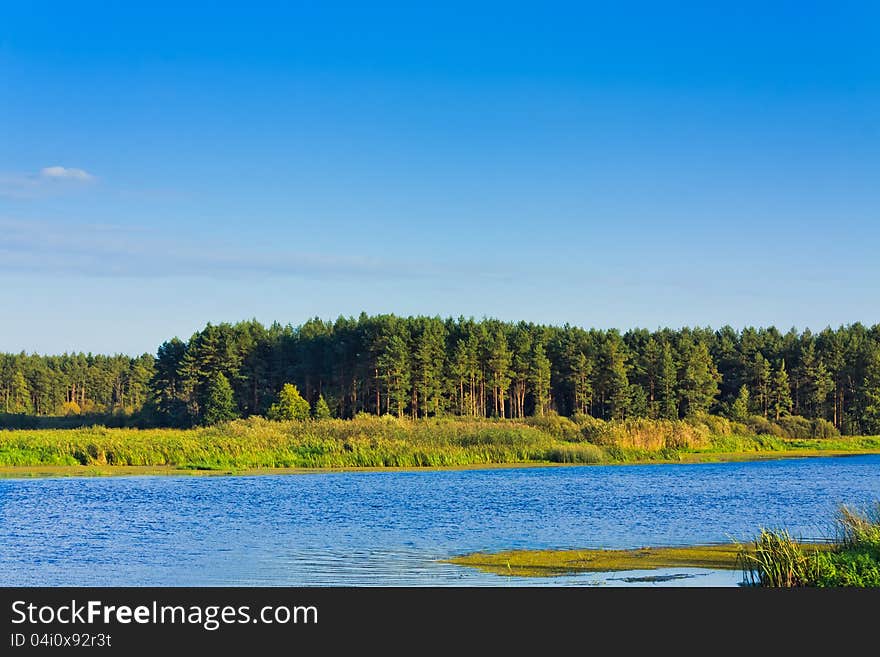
left=0, top=461, right=565, bottom=479
left=1, top=415, right=879, bottom=479
left=0, top=447, right=878, bottom=479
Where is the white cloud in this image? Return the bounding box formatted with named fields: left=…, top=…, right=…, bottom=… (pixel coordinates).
left=39, top=166, right=95, bottom=182
left=0, top=217, right=439, bottom=281
left=0, top=166, right=97, bottom=198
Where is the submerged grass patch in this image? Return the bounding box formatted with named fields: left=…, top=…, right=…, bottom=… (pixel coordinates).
left=446, top=543, right=829, bottom=578
left=451, top=508, right=878, bottom=585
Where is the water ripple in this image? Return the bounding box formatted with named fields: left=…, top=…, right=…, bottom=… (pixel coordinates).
left=1, top=455, right=878, bottom=586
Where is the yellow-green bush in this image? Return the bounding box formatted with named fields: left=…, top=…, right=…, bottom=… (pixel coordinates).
left=572, top=416, right=710, bottom=450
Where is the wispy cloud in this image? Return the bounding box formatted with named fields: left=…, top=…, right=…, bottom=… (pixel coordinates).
left=0, top=217, right=438, bottom=281
left=39, top=166, right=95, bottom=182
left=0, top=166, right=97, bottom=199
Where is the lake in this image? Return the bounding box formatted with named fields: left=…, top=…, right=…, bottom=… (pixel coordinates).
left=1, top=454, right=879, bottom=586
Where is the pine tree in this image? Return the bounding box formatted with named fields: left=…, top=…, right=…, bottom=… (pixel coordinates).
left=812, top=359, right=834, bottom=421
left=27, top=363, right=51, bottom=416
left=267, top=383, right=311, bottom=421
left=451, top=339, right=471, bottom=416
left=643, top=338, right=661, bottom=411
left=488, top=328, right=512, bottom=418
left=202, top=372, right=239, bottom=425
left=771, top=360, right=792, bottom=420
left=377, top=332, right=411, bottom=418
left=510, top=326, right=532, bottom=418
left=571, top=351, right=593, bottom=415
left=860, top=347, right=880, bottom=434
left=9, top=370, right=30, bottom=414
left=657, top=342, right=678, bottom=420
left=797, top=341, right=833, bottom=419
left=731, top=385, right=750, bottom=421
left=529, top=341, right=551, bottom=416
left=177, top=346, right=202, bottom=425
left=151, top=338, right=187, bottom=426
left=679, top=342, right=720, bottom=417
left=628, top=384, right=648, bottom=417
left=599, top=337, right=629, bottom=420
left=127, top=354, right=155, bottom=411
left=818, top=327, right=846, bottom=428
left=752, top=353, right=772, bottom=418
left=313, top=394, right=332, bottom=420
left=413, top=320, right=446, bottom=417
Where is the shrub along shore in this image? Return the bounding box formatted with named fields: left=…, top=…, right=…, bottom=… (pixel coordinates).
left=1, top=413, right=879, bottom=475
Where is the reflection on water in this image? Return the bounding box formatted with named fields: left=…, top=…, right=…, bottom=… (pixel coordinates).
left=1, top=455, right=878, bottom=586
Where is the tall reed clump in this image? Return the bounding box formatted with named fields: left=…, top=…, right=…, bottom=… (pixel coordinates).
left=543, top=444, right=604, bottom=464
left=836, top=503, right=880, bottom=548
left=810, top=504, right=880, bottom=587
left=738, top=529, right=820, bottom=587
left=740, top=504, right=880, bottom=587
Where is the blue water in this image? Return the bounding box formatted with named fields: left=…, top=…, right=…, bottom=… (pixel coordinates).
left=1, top=455, right=878, bottom=586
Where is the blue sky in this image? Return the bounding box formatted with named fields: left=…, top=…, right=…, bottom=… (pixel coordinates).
left=1, top=2, right=879, bottom=355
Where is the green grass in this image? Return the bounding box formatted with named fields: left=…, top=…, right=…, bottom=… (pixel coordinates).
left=1, top=415, right=878, bottom=474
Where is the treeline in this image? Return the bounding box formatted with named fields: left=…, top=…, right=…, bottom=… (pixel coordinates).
left=4, top=315, right=880, bottom=434
left=0, top=352, right=154, bottom=418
